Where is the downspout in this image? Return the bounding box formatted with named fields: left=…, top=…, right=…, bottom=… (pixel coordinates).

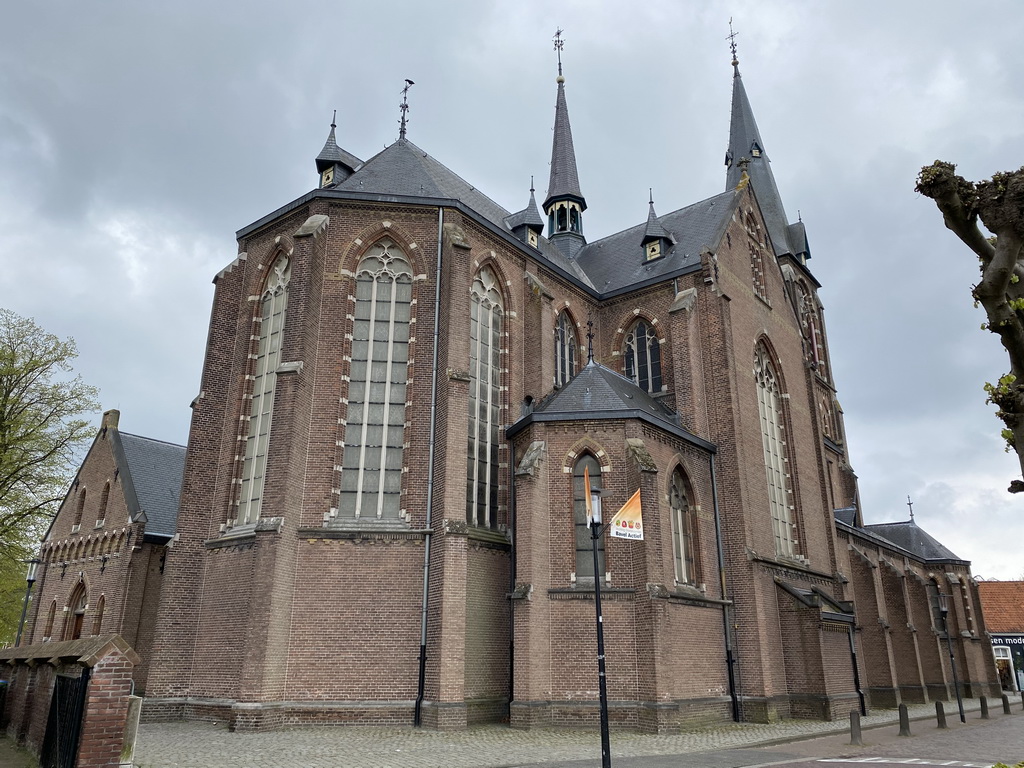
left=414, top=207, right=444, bottom=726
left=507, top=442, right=517, bottom=712
left=711, top=455, right=740, bottom=722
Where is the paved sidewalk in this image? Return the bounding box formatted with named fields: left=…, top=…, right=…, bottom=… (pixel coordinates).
left=130, top=698, right=1006, bottom=768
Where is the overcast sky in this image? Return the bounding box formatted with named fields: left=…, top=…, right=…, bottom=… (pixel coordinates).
left=2, top=1, right=1022, bottom=579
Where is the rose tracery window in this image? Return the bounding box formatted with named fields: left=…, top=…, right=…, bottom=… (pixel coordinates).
left=339, top=240, right=413, bottom=522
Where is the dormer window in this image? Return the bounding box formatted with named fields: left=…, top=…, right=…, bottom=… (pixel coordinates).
left=750, top=142, right=762, bottom=158
left=320, top=167, right=335, bottom=188
left=646, top=241, right=662, bottom=261
left=528, top=230, right=538, bottom=248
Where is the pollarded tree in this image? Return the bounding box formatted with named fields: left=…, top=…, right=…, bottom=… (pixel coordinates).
left=0, top=308, right=99, bottom=555
left=916, top=162, right=1024, bottom=492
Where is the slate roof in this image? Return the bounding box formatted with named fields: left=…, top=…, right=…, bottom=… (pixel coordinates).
left=543, top=78, right=585, bottom=209
left=316, top=124, right=362, bottom=173
left=115, top=432, right=186, bottom=538
left=504, top=188, right=545, bottom=232
left=863, top=520, right=962, bottom=562
left=507, top=361, right=715, bottom=452
left=977, top=581, right=1024, bottom=633
left=725, top=66, right=796, bottom=259
left=833, top=506, right=857, bottom=526
left=575, top=191, right=737, bottom=295
left=642, top=200, right=669, bottom=244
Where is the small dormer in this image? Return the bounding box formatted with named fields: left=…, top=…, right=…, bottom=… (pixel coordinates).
left=750, top=140, right=763, bottom=158
left=641, top=193, right=669, bottom=262
left=315, top=113, right=361, bottom=189
left=504, top=182, right=545, bottom=249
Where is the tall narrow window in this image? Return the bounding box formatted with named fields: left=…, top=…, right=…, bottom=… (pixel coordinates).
left=670, top=469, right=696, bottom=584
left=73, top=489, right=86, bottom=529
left=467, top=266, right=504, bottom=528
left=339, top=240, right=413, bottom=522
left=747, top=212, right=768, bottom=300
left=237, top=253, right=290, bottom=526
left=554, top=311, right=578, bottom=387
left=44, top=600, right=56, bottom=640
left=623, top=320, right=662, bottom=393
left=66, top=584, right=87, bottom=641
left=754, top=343, right=796, bottom=558
left=573, top=454, right=604, bottom=578
left=92, top=595, right=105, bottom=636
left=97, top=481, right=110, bottom=523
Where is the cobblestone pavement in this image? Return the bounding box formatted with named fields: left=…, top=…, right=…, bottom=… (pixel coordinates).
left=128, top=698, right=1013, bottom=768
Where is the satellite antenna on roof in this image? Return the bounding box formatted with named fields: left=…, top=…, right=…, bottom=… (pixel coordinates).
left=399, top=79, right=415, bottom=140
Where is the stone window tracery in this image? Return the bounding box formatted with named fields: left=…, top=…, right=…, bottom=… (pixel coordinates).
left=339, top=240, right=413, bottom=522
left=237, top=253, right=290, bottom=526
left=670, top=468, right=696, bottom=585
left=467, top=266, right=504, bottom=528
left=623, top=320, right=662, bottom=393
left=755, top=343, right=798, bottom=559
left=554, top=310, right=578, bottom=387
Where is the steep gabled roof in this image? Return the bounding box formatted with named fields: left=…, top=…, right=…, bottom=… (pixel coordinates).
left=574, top=191, right=737, bottom=295
left=863, top=520, right=962, bottom=562
left=114, top=432, right=186, bottom=538
left=977, top=581, right=1024, bottom=633
left=507, top=361, right=715, bottom=452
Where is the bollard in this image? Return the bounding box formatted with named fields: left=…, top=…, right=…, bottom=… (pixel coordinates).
left=980, top=696, right=989, bottom=720
left=850, top=710, right=864, bottom=746
left=935, top=700, right=947, bottom=729
left=898, top=703, right=911, bottom=737
left=1003, top=694, right=1012, bottom=715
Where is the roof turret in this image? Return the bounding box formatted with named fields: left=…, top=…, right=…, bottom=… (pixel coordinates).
left=641, top=193, right=669, bottom=245
left=315, top=112, right=361, bottom=187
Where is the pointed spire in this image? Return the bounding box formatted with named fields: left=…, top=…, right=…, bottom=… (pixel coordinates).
left=543, top=29, right=587, bottom=257
left=315, top=111, right=361, bottom=186
left=723, top=24, right=795, bottom=258
left=642, top=190, right=668, bottom=244
left=503, top=178, right=545, bottom=247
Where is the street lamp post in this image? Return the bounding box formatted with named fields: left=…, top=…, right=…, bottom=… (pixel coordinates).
left=14, top=558, right=41, bottom=647
left=589, top=487, right=612, bottom=768
left=937, top=592, right=966, bottom=724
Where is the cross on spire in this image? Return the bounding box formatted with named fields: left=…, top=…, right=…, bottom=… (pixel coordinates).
left=553, top=28, right=564, bottom=77
left=727, top=18, right=739, bottom=69
left=399, top=79, right=415, bottom=140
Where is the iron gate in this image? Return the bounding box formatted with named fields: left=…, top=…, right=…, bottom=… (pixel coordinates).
left=39, top=669, right=90, bottom=768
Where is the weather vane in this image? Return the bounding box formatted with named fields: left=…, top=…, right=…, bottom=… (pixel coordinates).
left=553, top=28, right=564, bottom=77
left=586, top=317, right=595, bottom=363
left=727, top=18, right=739, bottom=68
left=399, top=79, right=415, bottom=140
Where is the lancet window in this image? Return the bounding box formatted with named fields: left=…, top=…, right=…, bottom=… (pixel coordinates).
left=554, top=311, right=578, bottom=387
left=573, top=454, right=605, bottom=579
left=338, top=240, right=413, bottom=522
left=670, top=468, right=696, bottom=585
left=237, top=253, right=290, bottom=526
left=467, top=266, right=504, bottom=528
left=754, top=343, right=797, bottom=559
left=623, top=320, right=662, bottom=393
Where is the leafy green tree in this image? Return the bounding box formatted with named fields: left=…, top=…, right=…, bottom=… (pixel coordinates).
left=916, top=163, right=1024, bottom=492
left=0, top=308, right=99, bottom=643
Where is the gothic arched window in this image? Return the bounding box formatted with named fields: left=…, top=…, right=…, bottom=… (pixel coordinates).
left=573, top=454, right=604, bottom=579
left=66, top=583, right=87, bottom=641
left=44, top=600, right=56, bottom=640
left=467, top=266, right=504, bottom=528
left=98, top=481, right=110, bottom=524
left=670, top=468, right=696, bottom=585
left=339, top=240, right=413, bottom=522
left=797, top=281, right=828, bottom=382
left=554, top=311, right=578, bottom=387
left=754, top=343, right=797, bottom=558
left=623, top=320, right=662, bottom=393
left=92, top=595, right=105, bottom=636
left=237, top=253, right=290, bottom=526
left=73, top=488, right=86, bottom=530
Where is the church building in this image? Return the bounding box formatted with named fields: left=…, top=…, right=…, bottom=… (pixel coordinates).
left=136, top=40, right=998, bottom=731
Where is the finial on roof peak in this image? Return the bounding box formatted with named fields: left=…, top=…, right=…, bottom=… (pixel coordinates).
left=727, top=18, right=740, bottom=72
left=586, top=317, right=595, bottom=364
left=907, top=495, right=915, bottom=522
left=649, top=187, right=654, bottom=206
left=331, top=109, right=337, bottom=130
left=398, top=79, right=415, bottom=141
left=530, top=176, right=535, bottom=194
left=554, top=28, right=565, bottom=81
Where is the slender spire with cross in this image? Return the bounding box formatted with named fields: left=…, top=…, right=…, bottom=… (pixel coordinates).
left=727, top=18, right=739, bottom=70
left=554, top=28, right=564, bottom=77
left=907, top=495, right=915, bottom=521
left=586, top=318, right=595, bottom=363
left=399, top=79, right=415, bottom=140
